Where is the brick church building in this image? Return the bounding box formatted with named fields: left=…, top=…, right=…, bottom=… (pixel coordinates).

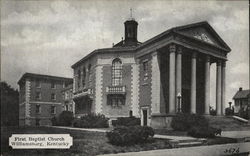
left=71, top=17, right=231, bottom=128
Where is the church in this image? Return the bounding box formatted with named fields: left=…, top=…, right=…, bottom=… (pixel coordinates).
left=71, top=17, right=231, bottom=128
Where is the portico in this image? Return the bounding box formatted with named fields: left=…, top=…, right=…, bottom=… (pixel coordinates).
left=156, top=44, right=227, bottom=115
left=136, top=21, right=231, bottom=128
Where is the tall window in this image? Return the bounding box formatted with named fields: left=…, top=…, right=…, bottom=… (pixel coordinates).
left=82, top=67, right=86, bottom=88
left=51, top=93, right=56, bottom=100
left=77, top=70, right=81, bottom=88
left=36, top=104, right=41, bottom=114
left=112, top=58, right=122, bottom=86
left=143, top=60, right=149, bottom=80
left=88, top=64, right=92, bottom=82
left=51, top=106, right=56, bottom=114
left=35, top=91, right=41, bottom=100
left=51, top=82, right=56, bottom=89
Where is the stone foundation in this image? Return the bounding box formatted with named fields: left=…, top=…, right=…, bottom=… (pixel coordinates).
left=150, top=114, right=174, bottom=129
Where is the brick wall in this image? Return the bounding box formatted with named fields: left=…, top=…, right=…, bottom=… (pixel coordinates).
left=29, top=79, right=64, bottom=103
left=138, top=54, right=152, bottom=113
left=101, top=64, right=132, bottom=118
left=19, top=76, right=71, bottom=126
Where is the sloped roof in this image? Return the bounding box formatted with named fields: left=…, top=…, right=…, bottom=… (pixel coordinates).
left=233, top=90, right=250, bottom=99
left=136, top=21, right=231, bottom=52
left=71, top=47, right=136, bottom=68
left=18, top=72, right=73, bottom=85
left=72, top=21, right=231, bottom=68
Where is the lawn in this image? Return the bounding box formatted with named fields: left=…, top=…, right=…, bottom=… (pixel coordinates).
left=207, top=116, right=250, bottom=131
left=1, top=126, right=171, bottom=156
left=1, top=126, right=240, bottom=156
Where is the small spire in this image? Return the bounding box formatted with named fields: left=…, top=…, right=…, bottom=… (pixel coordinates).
left=128, top=8, right=135, bottom=21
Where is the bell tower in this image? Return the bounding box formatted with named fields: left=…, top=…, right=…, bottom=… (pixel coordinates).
left=124, top=9, right=138, bottom=44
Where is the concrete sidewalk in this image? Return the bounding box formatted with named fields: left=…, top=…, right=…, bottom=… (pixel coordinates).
left=97, top=142, right=250, bottom=156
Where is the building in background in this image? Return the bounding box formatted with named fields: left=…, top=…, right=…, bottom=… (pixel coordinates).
left=233, top=87, right=250, bottom=113
left=61, top=84, right=75, bottom=115
left=18, top=73, right=73, bottom=126
left=72, top=17, right=231, bottom=128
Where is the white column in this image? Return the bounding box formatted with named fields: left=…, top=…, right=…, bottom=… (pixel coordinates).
left=169, top=45, right=176, bottom=114
left=190, top=52, right=197, bottom=114
left=95, top=65, right=103, bottom=114
left=216, top=61, right=222, bottom=115
left=204, top=55, right=210, bottom=115
left=131, top=59, right=140, bottom=117
left=176, top=47, right=182, bottom=112
left=221, top=61, right=226, bottom=115
left=151, top=52, right=161, bottom=114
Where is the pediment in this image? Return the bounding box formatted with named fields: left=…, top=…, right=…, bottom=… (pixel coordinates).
left=173, top=22, right=231, bottom=52
left=180, top=27, right=217, bottom=45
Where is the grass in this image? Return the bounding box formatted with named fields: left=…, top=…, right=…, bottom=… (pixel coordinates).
left=1, top=126, right=171, bottom=156
left=1, top=124, right=242, bottom=156
left=207, top=116, right=250, bottom=131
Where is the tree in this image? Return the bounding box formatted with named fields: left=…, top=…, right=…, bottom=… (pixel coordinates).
left=0, top=81, right=19, bottom=126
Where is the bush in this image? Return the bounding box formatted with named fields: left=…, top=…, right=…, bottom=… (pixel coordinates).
left=112, top=117, right=140, bottom=127
left=106, top=126, right=154, bottom=146
left=171, top=114, right=209, bottom=131
left=225, top=107, right=234, bottom=116
left=210, top=108, right=216, bottom=116
left=51, top=111, right=74, bottom=126
left=51, top=116, right=57, bottom=126
left=72, top=113, right=109, bottom=128
left=238, top=107, right=249, bottom=120
left=188, top=126, right=221, bottom=138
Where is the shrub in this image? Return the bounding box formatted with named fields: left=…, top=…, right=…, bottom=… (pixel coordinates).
left=225, top=107, right=234, bottom=116
left=106, top=126, right=154, bottom=146
left=171, top=114, right=209, bottom=131
left=72, top=113, right=109, bottom=128
left=238, top=107, right=249, bottom=120
left=51, top=116, right=57, bottom=126
left=51, top=111, right=74, bottom=126
left=112, top=117, right=140, bottom=127
left=188, top=126, right=221, bottom=138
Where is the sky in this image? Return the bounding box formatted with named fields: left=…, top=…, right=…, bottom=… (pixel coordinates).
left=1, top=0, right=249, bottom=107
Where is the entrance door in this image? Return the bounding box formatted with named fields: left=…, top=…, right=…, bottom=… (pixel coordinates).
left=143, top=110, right=148, bottom=126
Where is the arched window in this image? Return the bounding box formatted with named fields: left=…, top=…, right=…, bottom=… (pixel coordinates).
left=82, top=67, right=86, bottom=87
left=112, top=58, right=122, bottom=86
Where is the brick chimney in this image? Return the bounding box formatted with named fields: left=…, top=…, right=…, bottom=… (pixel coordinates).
left=239, top=87, right=243, bottom=91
